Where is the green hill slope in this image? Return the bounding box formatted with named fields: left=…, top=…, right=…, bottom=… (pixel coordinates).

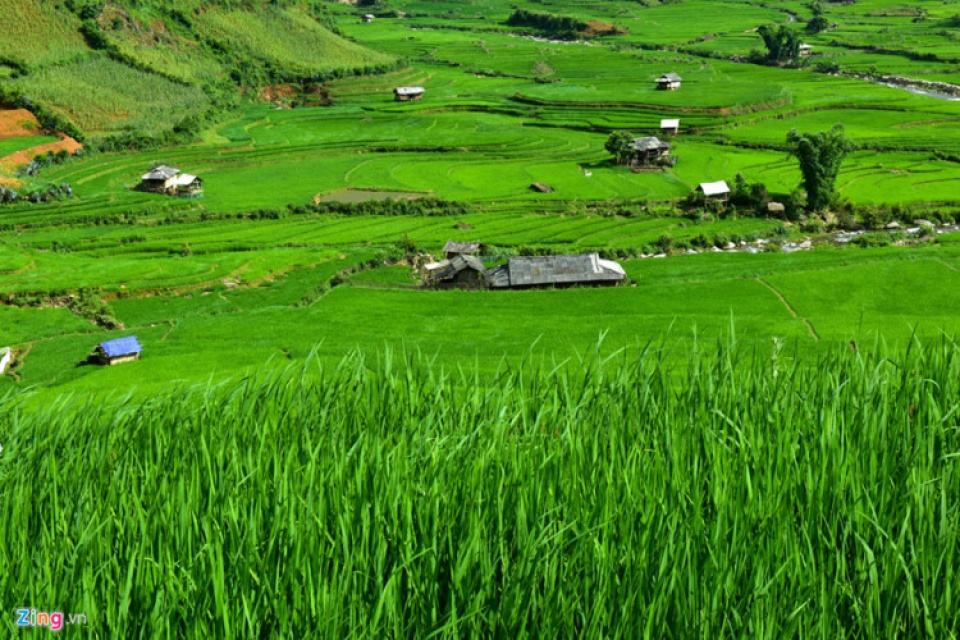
left=0, top=0, right=397, bottom=140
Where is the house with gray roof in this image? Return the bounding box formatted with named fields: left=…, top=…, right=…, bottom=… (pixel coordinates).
left=139, top=165, right=203, bottom=197
left=442, top=240, right=484, bottom=259
left=632, top=136, right=671, bottom=165
left=422, top=254, right=486, bottom=288
left=487, top=253, right=626, bottom=289
left=656, top=73, right=682, bottom=90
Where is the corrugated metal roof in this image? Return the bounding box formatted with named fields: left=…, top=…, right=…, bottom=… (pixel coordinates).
left=99, top=336, right=142, bottom=357
left=660, top=118, right=680, bottom=128
left=698, top=181, right=730, bottom=196
left=633, top=136, right=670, bottom=152
left=658, top=73, right=682, bottom=82
left=174, top=173, right=198, bottom=186
left=424, top=255, right=486, bottom=282
left=394, top=86, right=425, bottom=95
left=141, top=165, right=179, bottom=181
left=443, top=240, right=481, bottom=255
left=491, top=253, right=626, bottom=288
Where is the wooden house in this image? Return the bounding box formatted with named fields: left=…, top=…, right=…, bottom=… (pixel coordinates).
left=394, top=86, right=425, bottom=102
left=660, top=118, right=680, bottom=135
left=631, top=136, right=671, bottom=165
left=487, top=253, right=626, bottom=289
left=656, top=73, right=682, bottom=91
left=140, top=165, right=203, bottom=197
left=697, top=180, right=731, bottom=202
left=442, top=240, right=483, bottom=259
left=422, top=254, right=486, bottom=288
left=94, top=336, right=142, bottom=366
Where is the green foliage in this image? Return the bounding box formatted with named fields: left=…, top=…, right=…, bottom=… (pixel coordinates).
left=604, top=130, right=635, bottom=165
left=786, top=125, right=853, bottom=212
left=758, top=24, right=801, bottom=63
left=505, top=9, right=587, bottom=40
left=806, top=2, right=830, bottom=34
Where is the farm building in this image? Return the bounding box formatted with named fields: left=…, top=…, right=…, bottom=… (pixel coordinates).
left=394, top=86, right=425, bottom=102
left=422, top=254, right=487, bottom=288
left=94, top=336, right=142, bottom=366
left=139, top=165, right=203, bottom=198
left=799, top=44, right=814, bottom=56
left=632, top=136, right=671, bottom=165
left=656, top=73, right=682, bottom=90
left=487, top=253, right=626, bottom=289
left=363, top=14, right=375, bottom=22
left=442, top=240, right=484, bottom=259
left=660, top=118, right=680, bottom=135
left=0, top=347, right=10, bottom=375
left=697, top=181, right=731, bottom=201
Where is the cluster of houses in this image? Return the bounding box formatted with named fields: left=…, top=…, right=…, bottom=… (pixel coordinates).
left=421, top=241, right=627, bottom=289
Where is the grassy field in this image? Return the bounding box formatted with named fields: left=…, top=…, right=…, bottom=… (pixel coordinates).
left=1, top=340, right=958, bottom=636
left=4, top=1, right=960, bottom=636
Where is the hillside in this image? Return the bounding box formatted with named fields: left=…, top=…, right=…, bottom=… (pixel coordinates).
left=0, top=0, right=397, bottom=140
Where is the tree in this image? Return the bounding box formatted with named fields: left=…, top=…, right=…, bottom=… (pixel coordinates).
left=758, top=24, right=800, bottom=63
left=604, top=131, right=635, bottom=165
left=806, top=3, right=829, bottom=33
left=786, top=124, right=852, bottom=211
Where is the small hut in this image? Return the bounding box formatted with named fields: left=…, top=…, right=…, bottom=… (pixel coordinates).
left=767, top=201, right=785, bottom=215
left=140, top=166, right=203, bottom=197
left=363, top=14, right=375, bottom=23
left=660, top=118, right=680, bottom=135
left=799, top=44, right=814, bottom=56
left=632, top=136, right=671, bottom=165
left=394, top=86, right=425, bottom=102
left=697, top=181, right=731, bottom=202
left=422, top=255, right=486, bottom=288
left=442, top=240, right=483, bottom=259
left=94, top=336, right=142, bottom=366
left=656, top=73, right=682, bottom=91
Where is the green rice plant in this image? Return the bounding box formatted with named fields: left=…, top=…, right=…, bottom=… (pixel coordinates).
left=0, top=337, right=958, bottom=636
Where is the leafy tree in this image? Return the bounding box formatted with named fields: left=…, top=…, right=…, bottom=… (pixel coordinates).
left=806, top=3, right=830, bottom=33
left=604, top=131, right=635, bottom=165
left=786, top=124, right=852, bottom=211
left=758, top=24, right=800, bottom=63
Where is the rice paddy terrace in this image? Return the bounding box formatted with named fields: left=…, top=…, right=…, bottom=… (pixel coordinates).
left=2, top=1, right=960, bottom=635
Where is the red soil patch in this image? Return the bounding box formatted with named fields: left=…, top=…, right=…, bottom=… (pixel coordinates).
left=0, top=136, right=83, bottom=173
left=259, top=84, right=299, bottom=102
left=0, top=109, right=41, bottom=139
left=582, top=20, right=628, bottom=37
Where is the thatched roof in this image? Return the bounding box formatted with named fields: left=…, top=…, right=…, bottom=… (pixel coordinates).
left=488, top=253, right=625, bottom=289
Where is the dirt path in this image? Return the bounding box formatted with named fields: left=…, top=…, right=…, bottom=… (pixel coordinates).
left=755, top=277, right=820, bottom=341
